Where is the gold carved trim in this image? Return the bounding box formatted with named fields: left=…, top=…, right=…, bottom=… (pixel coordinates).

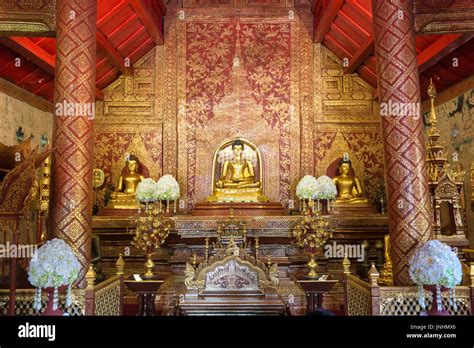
left=185, top=252, right=279, bottom=290
left=0, top=21, right=51, bottom=33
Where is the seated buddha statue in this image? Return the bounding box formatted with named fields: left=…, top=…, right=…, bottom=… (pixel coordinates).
left=207, top=139, right=268, bottom=203
left=332, top=156, right=371, bottom=208
left=109, top=154, right=145, bottom=209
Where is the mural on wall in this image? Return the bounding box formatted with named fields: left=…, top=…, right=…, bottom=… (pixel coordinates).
left=433, top=87, right=474, bottom=242
left=172, top=8, right=312, bottom=207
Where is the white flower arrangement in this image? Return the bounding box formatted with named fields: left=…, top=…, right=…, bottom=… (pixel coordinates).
left=409, top=240, right=462, bottom=288
left=28, top=238, right=81, bottom=311
left=136, top=178, right=159, bottom=203
left=296, top=175, right=337, bottom=201
left=409, top=240, right=462, bottom=311
left=316, top=175, right=337, bottom=200
left=155, top=174, right=180, bottom=201
left=296, top=175, right=320, bottom=200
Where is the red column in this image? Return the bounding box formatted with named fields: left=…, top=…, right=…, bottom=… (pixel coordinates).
left=50, top=0, right=97, bottom=287
left=372, top=0, right=432, bottom=285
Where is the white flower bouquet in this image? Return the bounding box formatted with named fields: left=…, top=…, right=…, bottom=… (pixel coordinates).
left=409, top=240, right=462, bottom=288
left=155, top=174, right=180, bottom=201
left=409, top=240, right=462, bottom=311
left=136, top=178, right=159, bottom=203
left=316, top=175, right=337, bottom=200
left=28, top=238, right=81, bottom=311
left=296, top=175, right=320, bottom=200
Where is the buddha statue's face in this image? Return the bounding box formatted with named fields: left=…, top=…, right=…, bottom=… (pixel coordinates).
left=339, top=162, right=351, bottom=175
left=127, top=160, right=138, bottom=173
left=232, top=144, right=243, bottom=157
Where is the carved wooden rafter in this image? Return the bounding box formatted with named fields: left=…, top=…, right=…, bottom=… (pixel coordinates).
left=313, top=0, right=345, bottom=43
left=96, top=30, right=134, bottom=77
left=0, top=37, right=104, bottom=100
left=418, top=33, right=474, bottom=73
left=127, top=0, right=166, bottom=45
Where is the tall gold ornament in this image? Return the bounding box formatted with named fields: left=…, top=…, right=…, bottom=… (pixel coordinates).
left=131, top=203, right=172, bottom=279
left=290, top=201, right=332, bottom=278
left=378, top=234, right=393, bottom=285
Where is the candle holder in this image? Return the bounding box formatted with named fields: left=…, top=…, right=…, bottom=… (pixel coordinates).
left=290, top=201, right=332, bottom=279
left=131, top=202, right=173, bottom=279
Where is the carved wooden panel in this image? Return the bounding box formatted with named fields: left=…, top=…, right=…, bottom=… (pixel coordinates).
left=413, top=0, right=474, bottom=34
left=0, top=0, right=56, bottom=36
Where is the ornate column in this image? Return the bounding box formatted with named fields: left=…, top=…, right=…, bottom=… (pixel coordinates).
left=49, top=0, right=97, bottom=287
left=372, top=0, right=432, bottom=285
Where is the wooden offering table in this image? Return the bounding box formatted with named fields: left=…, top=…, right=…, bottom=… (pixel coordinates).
left=124, top=275, right=165, bottom=316
left=292, top=273, right=338, bottom=313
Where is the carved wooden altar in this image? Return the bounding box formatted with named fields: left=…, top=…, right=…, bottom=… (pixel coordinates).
left=177, top=243, right=287, bottom=315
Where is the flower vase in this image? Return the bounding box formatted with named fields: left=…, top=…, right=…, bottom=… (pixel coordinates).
left=142, top=253, right=156, bottom=279
left=422, top=285, right=451, bottom=316
left=42, top=287, right=66, bottom=316
left=162, top=200, right=174, bottom=217
left=306, top=252, right=318, bottom=279
left=320, top=199, right=329, bottom=215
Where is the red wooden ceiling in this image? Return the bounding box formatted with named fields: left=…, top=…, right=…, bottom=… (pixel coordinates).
left=0, top=0, right=165, bottom=102
left=314, top=0, right=474, bottom=100
left=0, top=0, right=472, bottom=104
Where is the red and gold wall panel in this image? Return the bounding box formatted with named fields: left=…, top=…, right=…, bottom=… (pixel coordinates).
left=94, top=4, right=384, bottom=213
left=167, top=7, right=315, bottom=208
left=94, top=50, right=163, bottom=189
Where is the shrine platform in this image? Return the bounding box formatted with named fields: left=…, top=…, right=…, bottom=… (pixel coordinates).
left=92, top=212, right=389, bottom=312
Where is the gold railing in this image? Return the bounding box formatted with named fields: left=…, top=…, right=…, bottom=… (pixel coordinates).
left=0, top=288, right=85, bottom=316
left=345, top=274, right=372, bottom=316
left=0, top=274, right=123, bottom=316
left=344, top=263, right=473, bottom=316
left=378, top=286, right=471, bottom=316
left=85, top=275, right=123, bottom=316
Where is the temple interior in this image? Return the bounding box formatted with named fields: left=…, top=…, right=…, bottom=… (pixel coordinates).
left=0, top=0, right=473, bottom=319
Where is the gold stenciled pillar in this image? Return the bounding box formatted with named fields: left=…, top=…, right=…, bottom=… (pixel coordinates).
left=49, top=0, right=97, bottom=287
left=372, top=0, right=432, bottom=285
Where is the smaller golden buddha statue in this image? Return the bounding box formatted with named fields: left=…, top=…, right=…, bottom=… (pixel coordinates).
left=207, top=139, right=268, bottom=203
left=332, top=155, right=374, bottom=213
left=109, top=154, right=145, bottom=209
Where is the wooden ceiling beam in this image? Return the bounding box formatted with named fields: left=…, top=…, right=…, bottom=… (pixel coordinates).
left=418, top=33, right=474, bottom=73
left=0, top=37, right=55, bottom=75
left=344, top=37, right=374, bottom=74
left=0, top=37, right=104, bottom=100
left=128, top=0, right=164, bottom=45
left=313, top=0, right=345, bottom=43
left=0, top=77, right=53, bottom=113
left=96, top=30, right=134, bottom=77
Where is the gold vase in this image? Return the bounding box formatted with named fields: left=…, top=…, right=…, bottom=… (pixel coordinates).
left=306, top=252, right=318, bottom=279
left=142, top=253, right=156, bottom=279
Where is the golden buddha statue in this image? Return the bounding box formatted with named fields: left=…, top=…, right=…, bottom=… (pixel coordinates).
left=207, top=139, right=268, bottom=203
left=331, top=155, right=375, bottom=213
left=109, top=154, right=145, bottom=209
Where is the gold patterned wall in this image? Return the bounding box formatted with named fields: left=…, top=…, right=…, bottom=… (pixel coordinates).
left=94, top=49, right=163, bottom=190
left=162, top=4, right=315, bottom=208
left=314, top=46, right=384, bottom=202
left=93, top=2, right=385, bottom=207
